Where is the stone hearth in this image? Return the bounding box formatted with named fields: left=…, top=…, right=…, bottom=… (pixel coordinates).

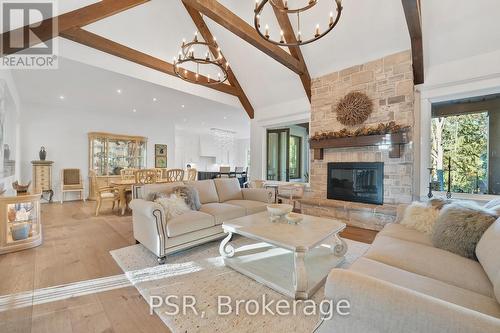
left=303, top=50, right=415, bottom=231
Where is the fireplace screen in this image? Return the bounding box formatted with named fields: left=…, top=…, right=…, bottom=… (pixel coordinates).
left=327, top=162, right=384, bottom=205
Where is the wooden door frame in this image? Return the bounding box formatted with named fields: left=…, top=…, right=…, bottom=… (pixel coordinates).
left=266, top=128, right=290, bottom=181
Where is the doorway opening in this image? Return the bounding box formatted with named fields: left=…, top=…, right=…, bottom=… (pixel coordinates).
left=266, top=123, right=309, bottom=182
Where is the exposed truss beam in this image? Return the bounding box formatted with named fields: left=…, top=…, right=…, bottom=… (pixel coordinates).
left=181, top=0, right=305, bottom=75
left=402, top=0, right=424, bottom=84
left=60, top=27, right=239, bottom=97
left=183, top=3, right=254, bottom=118
left=272, top=1, right=311, bottom=101
left=1, top=0, right=149, bottom=56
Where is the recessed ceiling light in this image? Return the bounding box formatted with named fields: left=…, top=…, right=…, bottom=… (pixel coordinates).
left=181, top=104, right=185, bottom=108
left=183, top=118, right=187, bottom=122
left=223, top=116, right=227, bottom=120
left=132, top=109, right=137, bottom=113
left=116, top=89, right=122, bottom=94
left=59, top=95, right=65, bottom=100
left=153, top=97, right=158, bottom=102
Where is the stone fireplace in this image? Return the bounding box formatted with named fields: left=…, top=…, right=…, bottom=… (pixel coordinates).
left=301, top=50, right=415, bottom=230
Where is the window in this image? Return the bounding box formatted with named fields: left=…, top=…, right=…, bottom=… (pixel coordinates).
left=430, top=94, right=500, bottom=195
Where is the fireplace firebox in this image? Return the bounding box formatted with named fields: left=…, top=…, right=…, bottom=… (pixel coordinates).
left=327, top=162, right=384, bottom=205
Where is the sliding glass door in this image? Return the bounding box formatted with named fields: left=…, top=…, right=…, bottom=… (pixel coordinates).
left=267, top=129, right=289, bottom=181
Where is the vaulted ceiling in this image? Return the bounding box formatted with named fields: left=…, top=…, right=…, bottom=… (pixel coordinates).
left=2, top=0, right=500, bottom=121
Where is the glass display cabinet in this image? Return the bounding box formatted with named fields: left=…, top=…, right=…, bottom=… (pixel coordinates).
left=88, top=132, right=147, bottom=200
left=0, top=191, right=42, bottom=254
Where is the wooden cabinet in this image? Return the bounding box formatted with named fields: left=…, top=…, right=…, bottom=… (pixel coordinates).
left=32, top=160, right=54, bottom=202
left=88, top=132, right=147, bottom=200
left=0, top=191, right=42, bottom=254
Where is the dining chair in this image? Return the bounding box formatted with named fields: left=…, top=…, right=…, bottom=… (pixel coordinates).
left=60, top=168, right=85, bottom=204
left=120, top=168, right=137, bottom=181
left=134, top=169, right=158, bottom=184
left=219, top=166, right=231, bottom=178
left=277, top=183, right=305, bottom=212
left=89, top=169, right=120, bottom=216
left=186, top=168, right=197, bottom=181
left=165, top=169, right=185, bottom=182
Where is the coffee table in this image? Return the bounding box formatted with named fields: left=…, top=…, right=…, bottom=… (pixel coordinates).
left=219, top=211, right=347, bottom=300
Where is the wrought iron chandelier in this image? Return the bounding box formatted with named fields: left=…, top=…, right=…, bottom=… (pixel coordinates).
left=173, top=32, right=229, bottom=86
left=254, top=0, right=343, bottom=46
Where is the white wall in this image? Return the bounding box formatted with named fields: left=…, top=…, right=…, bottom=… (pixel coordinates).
left=0, top=70, right=21, bottom=190
left=20, top=103, right=175, bottom=201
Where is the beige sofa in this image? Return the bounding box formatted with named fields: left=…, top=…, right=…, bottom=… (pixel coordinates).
left=315, top=211, right=500, bottom=333
left=130, top=178, right=272, bottom=264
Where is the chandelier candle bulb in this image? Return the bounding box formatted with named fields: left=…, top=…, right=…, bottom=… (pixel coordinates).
left=255, top=0, right=343, bottom=46
left=280, top=30, right=285, bottom=43
left=207, top=74, right=210, bottom=83
left=194, top=31, right=198, bottom=42
left=218, top=73, right=221, bottom=81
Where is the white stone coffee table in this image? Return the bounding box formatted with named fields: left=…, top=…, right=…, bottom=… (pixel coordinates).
left=219, top=211, right=347, bottom=300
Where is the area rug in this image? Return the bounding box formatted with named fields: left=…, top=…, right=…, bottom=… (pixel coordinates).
left=110, top=237, right=369, bottom=333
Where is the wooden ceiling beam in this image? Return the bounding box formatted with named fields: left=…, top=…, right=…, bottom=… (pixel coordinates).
left=60, top=27, right=239, bottom=97
left=183, top=3, right=254, bottom=119
left=1, top=0, right=149, bottom=56
left=272, top=1, right=311, bottom=101
left=181, top=0, right=305, bottom=75
left=402, top=0, right=424, bottom=85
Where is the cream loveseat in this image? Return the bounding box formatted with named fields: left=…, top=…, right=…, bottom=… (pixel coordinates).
left=315, top=209, right=500, bottom=333
left=130, top=178, right=271, bottom=264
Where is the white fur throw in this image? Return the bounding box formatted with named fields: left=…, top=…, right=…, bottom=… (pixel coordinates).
left=400, top=202, right=440, bottom=234
left=432, top=202, right=497, bottom=259
left=155, top=195, right=191, bottom=220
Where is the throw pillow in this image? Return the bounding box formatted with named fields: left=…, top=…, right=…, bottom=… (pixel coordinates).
left=400, top=201, right=440, bottom=234
left=173, top=186, right=202, bottom=211
left=432, top=202, right=497, bottom=260
left=428, top=198, right=452, bottom=210
left=146, top=191, right=169, bottom=202
left=155, top=195, right=191, bottom=220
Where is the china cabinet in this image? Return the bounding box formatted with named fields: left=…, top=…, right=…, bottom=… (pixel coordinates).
left=0, top=191, right=42, bottom=254
left=88, top=132, right=147, bottom=200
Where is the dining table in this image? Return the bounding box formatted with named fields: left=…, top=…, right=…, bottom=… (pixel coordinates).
left=110, top=179, right=172, bottom=215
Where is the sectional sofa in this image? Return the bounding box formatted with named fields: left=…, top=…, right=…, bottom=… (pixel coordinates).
left=314, top=207, right=500, bottom=333
left=130, top=178, right=272, bottom=263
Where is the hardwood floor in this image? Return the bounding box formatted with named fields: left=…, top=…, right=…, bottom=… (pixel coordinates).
left=0, top=200, right=377, bottom=333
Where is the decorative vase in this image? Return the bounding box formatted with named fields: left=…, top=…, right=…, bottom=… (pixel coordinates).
left=3, top=144, right=10, bottom=161
left=39, top=146, right=46, bottom=161
left=8, top=208, right=16, bottom=222
left=11, top=223, right=31, bottom=241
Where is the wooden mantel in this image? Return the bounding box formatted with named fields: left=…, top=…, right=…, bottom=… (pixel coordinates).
left=310, top=132, right=409, bottom=160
